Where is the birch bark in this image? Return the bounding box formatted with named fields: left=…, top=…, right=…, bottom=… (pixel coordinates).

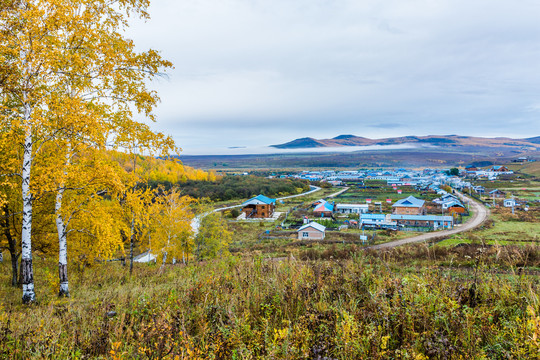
left=55, top=150, right=71, bottom=297
left=21, top=112, right=35, bottom=303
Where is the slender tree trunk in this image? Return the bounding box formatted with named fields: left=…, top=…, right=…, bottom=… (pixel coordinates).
left=2, top=204, right=19, bottom=286
left=55, top=187, right=69, bottom=297
left=55, top=149, right=71, bottom=297
left=21, top=117, right=35, bottom=304
left=129, top=214, right=134, bottom=275
left=11, top=253, right=19, bottom=287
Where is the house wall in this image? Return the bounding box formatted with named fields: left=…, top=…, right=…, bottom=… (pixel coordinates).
left=394, top=218, right=453, bottom=229
left=393, top=206, right=426, bottom=215
left=242, top=204, right=275, bottom=218
left=448, top=206, right=466, bottom=214
left=313, top=210, right=333, bottom=218
left=298, top=229, right=325, bottom=240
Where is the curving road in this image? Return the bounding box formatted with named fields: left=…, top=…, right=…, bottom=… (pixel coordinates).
left=191, top=185, right=326, bottom=235
left=366, top=192, right=490, bottom=250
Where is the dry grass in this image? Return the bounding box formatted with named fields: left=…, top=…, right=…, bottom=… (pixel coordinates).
left=1, top=248, right=540, bottom=359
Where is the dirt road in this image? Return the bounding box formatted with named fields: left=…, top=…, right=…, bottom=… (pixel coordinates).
left=367, top=193, right=490, bottom=250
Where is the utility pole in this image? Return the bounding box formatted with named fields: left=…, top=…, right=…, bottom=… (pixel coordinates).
left=511, top=194, right=515, bottom=215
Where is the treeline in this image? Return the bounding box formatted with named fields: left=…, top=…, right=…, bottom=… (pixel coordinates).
left=0, top=0, right=222, bottom=304
left=171, top=175, right=311, bottom=201
left=110, top=151, right=218, bottom=183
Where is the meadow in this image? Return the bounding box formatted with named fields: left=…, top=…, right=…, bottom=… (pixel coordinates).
left=438, top=208, right=540, bottom=247
left=1, top=244, right=540, bottom=359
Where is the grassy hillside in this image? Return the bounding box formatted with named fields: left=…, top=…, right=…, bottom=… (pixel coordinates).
left=1, top=246, right=539, bottom=359
left=516, top=161, right=540, bottom=177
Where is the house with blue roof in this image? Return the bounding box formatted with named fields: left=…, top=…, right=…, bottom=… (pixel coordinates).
left=391, top=214, right=453, bottom=230
left=392, top=196, right=426, bottom=215
left=241, top=194, right=276, bottom=219
left=360, top=214, right=397, bottom=229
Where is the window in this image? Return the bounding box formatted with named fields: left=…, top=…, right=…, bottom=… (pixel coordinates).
left=302, top=232, right=309, bottom=238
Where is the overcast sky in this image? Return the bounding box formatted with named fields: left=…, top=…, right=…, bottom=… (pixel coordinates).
left=126, top=0, right=540, bottom=155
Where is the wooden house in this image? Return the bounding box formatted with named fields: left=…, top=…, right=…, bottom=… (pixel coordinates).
left=241, top=194, right=276, bottom=219
left=491, top=166, right=509, bottom=172
left=442, top=200, right=467, bottom=214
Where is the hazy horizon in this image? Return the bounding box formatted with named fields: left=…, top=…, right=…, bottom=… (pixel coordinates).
left=126, top=0, right=540, bottom=153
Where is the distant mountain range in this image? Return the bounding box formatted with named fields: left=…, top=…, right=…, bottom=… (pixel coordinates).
left=271, top=135, right=540, bottom=150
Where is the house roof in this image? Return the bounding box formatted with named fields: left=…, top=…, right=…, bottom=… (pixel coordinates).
left=133, top=250, right=156, bottom=263
left=441, top=194, right=458, bottom=200
left=442, top=200, right=465, bottom=208
left=360, top=214, right=386, bottom=220
left=392, top=196, right=425, bottom=208
left=391, top=215, right=453, bottom=221
left=314, top=202, right=334, bottom=212
left=489, top=189, right=505, bottom=194
left=242, top=194, right=276, bottom=206
left=298, top=222, right=326, bottom=233
left=336, top=203, right=369, bottom=209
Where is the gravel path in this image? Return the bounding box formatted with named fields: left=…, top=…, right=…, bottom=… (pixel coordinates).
left=366, top=192, right=490, bottom=250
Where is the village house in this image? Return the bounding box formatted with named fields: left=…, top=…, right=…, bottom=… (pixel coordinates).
left=297, top=222, right=326, bottom=240
left=473, top=186, right=485, bottom=194
left=392, top=196, right=427, bottom=215
left=489, top=189, right=506, bottom=199
left=241, top=194, right=276, bottom=219
left=491, top=165, right=509, bottom=172
left=335, top=203, right=369, bottom=214
left=391, top=215, right=454, bottom=230
left=433, top=193, right=459, bottom=204
left=504, top=199, right=516, bottom=208
left=442, top=200, right=467, bottom=214
left=360, top=214, right=396, bottom=229
left=313, top=200, right=335, bottom=218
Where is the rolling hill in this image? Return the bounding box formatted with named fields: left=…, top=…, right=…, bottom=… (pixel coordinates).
left=271, top=134, right=539, bottom=151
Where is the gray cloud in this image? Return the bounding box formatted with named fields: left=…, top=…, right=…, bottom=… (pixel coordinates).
left=126, top=0, right=540, bottom=154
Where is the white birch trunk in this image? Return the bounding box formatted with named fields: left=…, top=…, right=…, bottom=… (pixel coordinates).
left=55, top=187, right=69, bottom=297
left=55, top=150, right=71, bottom=297
left=21, top=109, right=35, bottom=303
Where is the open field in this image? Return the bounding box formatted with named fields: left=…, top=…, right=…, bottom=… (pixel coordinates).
left=1, top=246, right=539, bottom=359
left=508, top=161, right=540, bottom=177
left=438, top=208, right=540, bottom=247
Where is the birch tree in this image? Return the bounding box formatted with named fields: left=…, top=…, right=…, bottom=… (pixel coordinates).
left=0, top=0, right=174, bottom=303
left=195, top=212, right=233, bottom=261
left=149, top=188, right=194, bottom=266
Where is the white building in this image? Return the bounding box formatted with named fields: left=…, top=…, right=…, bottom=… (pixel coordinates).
left=335, top=203, right=369, bottom=214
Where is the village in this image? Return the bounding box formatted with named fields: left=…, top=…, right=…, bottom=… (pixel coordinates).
left=228, top=163, right=536, bottom=245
